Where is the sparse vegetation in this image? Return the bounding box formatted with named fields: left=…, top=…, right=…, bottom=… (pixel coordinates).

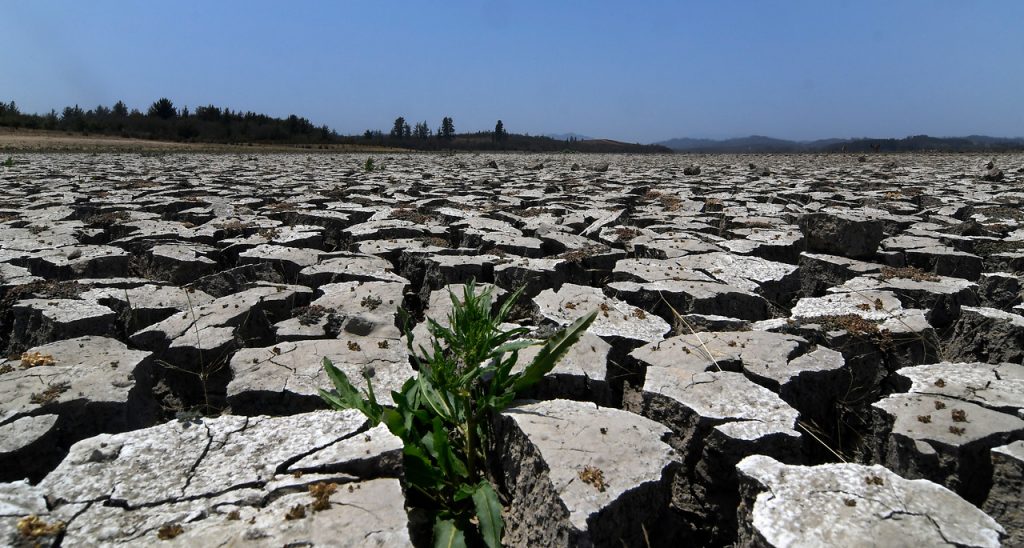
left=16, top=515, right=65, bottom=539
left=30, top=382, right=70, bottom=404
left=879, top=266, right=940, bottom=282
left=319, top=281, right=596, bottom=547
left=20, top=351, right=56, bottom=368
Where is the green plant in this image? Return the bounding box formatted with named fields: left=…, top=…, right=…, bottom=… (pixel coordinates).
left=364, top=157, right=375, bottom=172
left=320, top=281, right=597, bottom=547
left=2, top=157, right=14, bottom=167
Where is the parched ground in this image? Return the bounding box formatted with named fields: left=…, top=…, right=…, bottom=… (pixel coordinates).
left=0, top=152, right=1022, bottom=547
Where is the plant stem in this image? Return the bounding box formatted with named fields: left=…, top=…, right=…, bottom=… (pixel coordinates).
left=465, top=414, right=477, bottom=482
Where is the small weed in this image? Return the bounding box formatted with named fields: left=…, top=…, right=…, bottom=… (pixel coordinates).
left=934, top=378, right=946, bottom=388
left=934, top=400, right=946, bottom=410
left=320, top=280, right=596, bottom=547
left=309, top=482, right=337, bottom=512
left=16, top=515, right=64, bottom=538
left=917, top=415, right=932, bottom=423
left=806, top=314, right=894, bottom=350
left=951, top=409, right=967, bottom=422
left=360, top=294, right=383, bottom=311
left=615, top=226, right=641, bottom=242
left=658, top=194, right=683, bottom=211
left=84, top=210, right=130, bottom=228
left=880, top=266, right=940, bottom=282
left=556, top=244, right=607, bottom=264
left=2, top=157, right=15, bottom=167
left=364, top=157, right=375, bottom=172
left=214, top=219, right=253, bottom=236
left=949, top=426, right=965, bottom=436
left=30, top=382, right=70, bottom=404
left=285, top=504, right=307, bottom=520
left=258, top=227, right=281, bottom=240
left=293, top=305, right=331, bottom=326
left=420, top=236, right=451, bottom=248
left=844, top=498, right=857, bottom=507
left=0, top=363, right=13, bottom=375
left=157, top=524, right=183, bottom=539
left=347, top=341, right=361, bottom=351
left=226, top=510, right=241, bottom=520
left=578, top=465, right=607, bottom=492
left=20, top=352, right=56, bottom=369
left=378, top=340, right=389, bottom=349
left=864, top=475, right=884, bottom=486
left=391, top=207, right=432, bottom=224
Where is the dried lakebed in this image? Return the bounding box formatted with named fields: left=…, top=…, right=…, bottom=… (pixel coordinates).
left=0, top=152, right=1022, bottom=547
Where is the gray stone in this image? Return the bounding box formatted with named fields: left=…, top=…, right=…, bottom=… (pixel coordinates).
left=831, top=272, right=978, bottom=327
left=736, top=454, right=1005, bottom=548
left=534, top=283, right=670, bottom=344
left=37, top=411, right=405, bottom=546
left=0, top=414, right=59, bottom=482
left=607, top=279, right=771, bottom=322
left=274, top=281, right=405, bottom=342
left=81, top=284, right=216, bottom=333
left=870, top=393, right=1024, bottom=504
left=237, top=243, right=321, bottom=278
left=894, top=361, right=1024, bottom=416
left=983, top=441, right=1024, bottom=547
left=148, top=243, right=218, bottom=284
left=186, top=262, right=284, bottom=297
left=227, top=337, right=411, bottom=415
left=299, top=254, right=409, bottom=288
left=799, top=212, right=884, bottom=259
left=944, top=306, right=1024, bottom=364
left=6, top=299, right=116, bottom=353
left=624, top=369, right=801, bottom=544
left=497, top=399, right=676, bottom=548
left=513, top=330, right=614, bottom=405
left=798, top=252, right=884, bottom=297
left=0, top=336, right=154, bottom=481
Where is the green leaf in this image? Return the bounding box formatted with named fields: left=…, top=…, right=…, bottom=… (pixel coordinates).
left=403, top=444, right=442, bottom=494
left=495, top=284, right=525, bottom=323
left=321, top=358, right=383, bottom=422
left=492, top=338, right=538, bottom=355
left=471, top=481, right=503, bottom=548
left=433, top=517, right=466, bottom=548
left=512, top=310, right=598, bottom=393
left=418, top=372, right=455, bottom=422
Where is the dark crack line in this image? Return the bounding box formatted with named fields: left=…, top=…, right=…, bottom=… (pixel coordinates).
left=210, top=416, right=251, bottom=452
left=181, top=421, right=215, bottom=498
left=879, top=509, right=956, bottom=546
left=274, top=419, right=372, bottom=474
left=100, top=480, right=267, bottom=512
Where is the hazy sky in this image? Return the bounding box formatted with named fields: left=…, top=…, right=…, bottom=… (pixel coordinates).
left=3, top=1, right=1022, bottom=142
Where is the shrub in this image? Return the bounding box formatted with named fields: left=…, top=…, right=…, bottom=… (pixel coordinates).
left=320, top=281, right=596, bottom=547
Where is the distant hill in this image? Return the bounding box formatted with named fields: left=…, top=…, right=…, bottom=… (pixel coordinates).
left=543, top=132, right=594, bottom=141
left=445, top=132, right=670, bottom=153
left=657, top=134, right=1024, bottom=153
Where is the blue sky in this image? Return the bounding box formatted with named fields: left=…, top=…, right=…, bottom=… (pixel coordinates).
left=3, top=1, right=1022, bottom=142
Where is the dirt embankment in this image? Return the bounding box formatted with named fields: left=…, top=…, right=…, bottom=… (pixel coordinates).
left=0, top=127, right=393, bottom=153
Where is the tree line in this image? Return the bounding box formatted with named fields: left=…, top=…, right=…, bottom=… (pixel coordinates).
left=0, top=98, right=336, bottom=144
left=0, top=98, right=669, bottom=152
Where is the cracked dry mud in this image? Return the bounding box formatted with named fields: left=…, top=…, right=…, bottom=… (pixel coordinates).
left=0, top=152, right=1022, bottom=546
